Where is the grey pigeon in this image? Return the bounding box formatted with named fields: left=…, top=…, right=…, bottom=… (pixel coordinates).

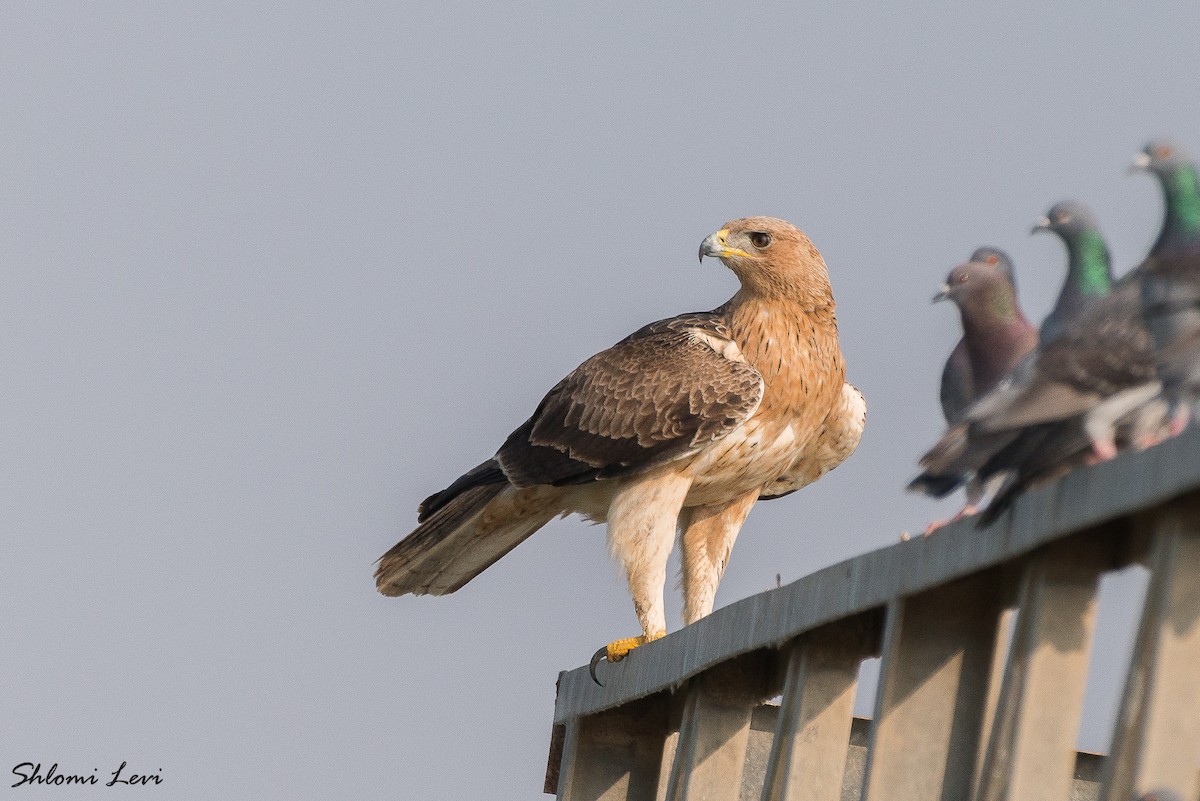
left=936, top=248, right=1037, bottom=424
left=1134, top=139, right=1200, bottom=423
left=1032, top=200, right=1115, bottom=344
left=913, top=274, right=1158, bottom=499
left=1134, top=138, right=1200, bottom=257
left=909, top=249, right=1037, bottom=511
left=962, top=264, right=1159, bottom=456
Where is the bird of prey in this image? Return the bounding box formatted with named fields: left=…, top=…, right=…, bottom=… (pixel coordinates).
left=376, top=217, right=865, bottom=673
left=1032, top=200, right=1115, bottom=344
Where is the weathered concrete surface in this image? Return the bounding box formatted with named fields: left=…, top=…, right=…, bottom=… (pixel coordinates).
left=739, top=715, right=1103, bottom=801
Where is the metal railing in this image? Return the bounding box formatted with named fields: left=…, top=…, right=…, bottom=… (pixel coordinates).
left=544, top=427, right=1200, bottom=801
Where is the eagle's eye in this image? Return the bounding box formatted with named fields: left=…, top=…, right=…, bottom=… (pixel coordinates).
left=749, top=232, right=772, bottom=249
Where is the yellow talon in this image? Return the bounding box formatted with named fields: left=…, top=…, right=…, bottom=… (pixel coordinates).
left=590, top=631, right=666, bottom=685
left=605, top=636, right=645, bottom=663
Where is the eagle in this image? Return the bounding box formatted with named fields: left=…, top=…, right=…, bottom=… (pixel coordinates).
left=376, top=217, right=864, bottom=672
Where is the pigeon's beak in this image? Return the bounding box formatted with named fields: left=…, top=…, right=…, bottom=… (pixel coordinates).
left=1030, top=216, right=1052, bottom=235
left=1129, top=152, right=1152, bottom=174
left=932, top=284, right=951, bottom=303
left=699, top=229, right=751, bottom=263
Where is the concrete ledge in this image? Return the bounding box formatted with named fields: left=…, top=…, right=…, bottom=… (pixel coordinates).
left=554, top=426, right=1200, bottom=725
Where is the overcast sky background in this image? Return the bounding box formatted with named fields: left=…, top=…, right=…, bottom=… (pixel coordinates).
left=4, top=3, right=1200, bottom=799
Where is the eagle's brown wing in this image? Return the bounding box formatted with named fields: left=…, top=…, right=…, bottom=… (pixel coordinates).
left=497, top=312, right=764, bottom=488
left=376, top=311, right=763, bottom=598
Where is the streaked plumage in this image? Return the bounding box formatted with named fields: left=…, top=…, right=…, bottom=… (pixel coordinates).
left=376, top=217, right=864, bottom=658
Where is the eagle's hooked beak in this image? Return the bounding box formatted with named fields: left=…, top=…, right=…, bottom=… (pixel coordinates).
left=1030, top=215, right=1052, bottom=235
left=1129, top=151, right=1152, bottom=174
left=699, top=229, right=751, bottom=262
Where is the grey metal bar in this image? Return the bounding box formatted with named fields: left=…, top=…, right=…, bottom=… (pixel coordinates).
left=556, top=700, right=669, bottom=801
left=548, top=429, right=1200, bottom=800
left=972, top=606, right=1015, bottom=798
left=974, top=540, right=1106, bottom=801
left=1100, top=502, right=1200, bottom=800
left=860, top=575, right=1005, bottom=801
left=653, top=702, right=682, bottom=801
left=757, top=624, right=867, bottom=801
left=662, top=659, right=768, bottom=801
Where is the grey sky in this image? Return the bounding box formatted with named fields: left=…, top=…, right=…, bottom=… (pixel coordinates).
left=3, top=3, right=1198, bottom=799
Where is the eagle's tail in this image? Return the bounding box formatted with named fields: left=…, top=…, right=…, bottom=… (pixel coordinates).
left=375, top=460, right=557, bottom=597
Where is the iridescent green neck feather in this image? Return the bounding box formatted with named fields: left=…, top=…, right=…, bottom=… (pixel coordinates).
left=1163, top=163, right=1200, bottom=246
left=1068, top=229, right=1112, bottom=296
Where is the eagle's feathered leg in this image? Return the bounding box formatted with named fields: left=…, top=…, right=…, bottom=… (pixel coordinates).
left=607, top=471, right=694, bottom=642
left=589, top=471, right=693, bottom=684
left=680, top=490, right=759, bottom=625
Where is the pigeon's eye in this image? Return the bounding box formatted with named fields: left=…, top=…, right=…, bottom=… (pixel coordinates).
left=957, top=272, right=969, bottom=283
left=1056, top=211, right=1072, bottom=224
left=985, top=254, right=999, bottom=266
left=749, top=232, right=772, bottom=249
left=1155, top=144, right=1173, bottom=159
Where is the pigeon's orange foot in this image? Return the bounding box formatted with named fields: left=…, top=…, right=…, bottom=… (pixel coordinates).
left=922, top=503, right=979, bottom=536
left=1086, top=439, right=1119, bottom=465
left=589, top=630, right=666, bottom=685
left=1136, top=432, right=1165, bottom=450
left=1169, top=406, right=1191, bottom=438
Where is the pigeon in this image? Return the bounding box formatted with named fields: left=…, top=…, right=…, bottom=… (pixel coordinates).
left=1134, top=139, right=1200, bottom=426
left=962, top=255, right=1159, bottom=455
left=1032, top=200, right=1115, bottom=344
left=958, top=270, right=1160, bottom=514
left=936, top=248, right=1037, bottom=425
left=1134, top=138, right=1200, bottom=257
left=913, top=249, right=1037, bottom=518
left=964, top=203, right=1120, bottom=523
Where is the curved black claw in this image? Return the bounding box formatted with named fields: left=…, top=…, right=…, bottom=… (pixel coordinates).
left=589, top=646, right=609, bottom=686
